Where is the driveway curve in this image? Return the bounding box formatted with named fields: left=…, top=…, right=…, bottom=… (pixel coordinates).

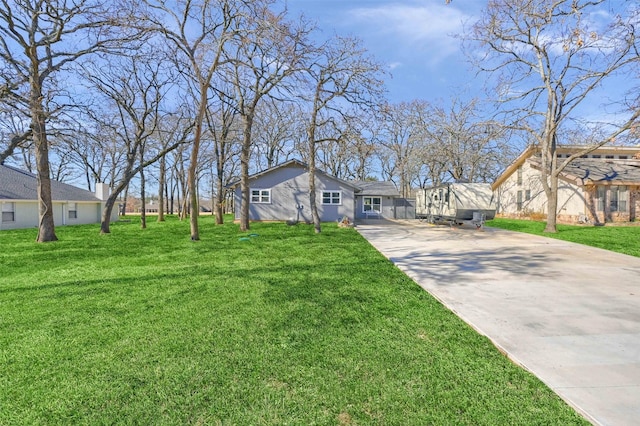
left=356, top=220, right=640, bottom=426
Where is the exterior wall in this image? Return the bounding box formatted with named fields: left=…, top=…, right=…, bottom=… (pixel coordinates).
left=0, top=200, right=115, bottom=230
left=234, top=165, right=356, bottom=223
left=354, top=195, right=396, bottom=220
left=495, top=161, right=589, bottom=223
left=584, top=185, right=640, bottom=224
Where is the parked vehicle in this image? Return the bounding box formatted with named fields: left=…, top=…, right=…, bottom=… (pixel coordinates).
left=416, top=183, right=496, bottom=227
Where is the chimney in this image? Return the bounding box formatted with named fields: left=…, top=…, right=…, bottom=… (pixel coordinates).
left=95, top=182, right=110, bottom=201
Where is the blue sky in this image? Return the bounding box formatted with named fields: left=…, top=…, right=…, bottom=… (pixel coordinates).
left=286, top=0, right=486, bottom=103
left=286, top=0, right=636, bottom=127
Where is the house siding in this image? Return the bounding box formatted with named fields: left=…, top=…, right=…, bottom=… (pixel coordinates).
left=494, top=147, right=640, bottom=224
left=495, top=162, right=590, bottom=221
left=584, top=185, right=640, bottom=224
left=0, top=200, right=109, bottom=230
left=234, top=164, right=356, bottom=223
left=354, top=196, right=396, bottom=220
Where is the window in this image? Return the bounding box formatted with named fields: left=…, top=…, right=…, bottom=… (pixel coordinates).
left=2, top=202, right=15, bottom=222
left=620, top=156, right=628, bottom=160
left=517, top=166, right=523, bottom=185
left=68, top=203, right=78, bottom=219
left=610, top=186, right=628, bottom=212
left=525, top=190, right=531, bottom=201
left=322, top=191, right=341, bottom=205
left=516, top=191, right=523, bottom=211
left=605, top=155, right=614, bottom=159
left=596, top=186, right=605, bottom=212
left=250, top=189, right=271, bottom=204
left=591, top=155, right=601, bottom=158
left=363, top=197, right=381, bottom=213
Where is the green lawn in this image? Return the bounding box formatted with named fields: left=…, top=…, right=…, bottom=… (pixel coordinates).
left=1, top=216, right=586, bottom=425
left=487, top=218, right=640, bottom=258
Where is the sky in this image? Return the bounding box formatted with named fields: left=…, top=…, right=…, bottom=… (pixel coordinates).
left=285, top=0, right=487, bottom=104
left=284, top=0, right=635, bottom=127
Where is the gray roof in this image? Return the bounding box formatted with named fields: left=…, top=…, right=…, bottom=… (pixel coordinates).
left=352, top=181, right=401, bottom=197
left=227, top=159, right=362, bottom=191
left=530, top=158, right=640, bottom=185
left=0, top=164, right=100, bottom=202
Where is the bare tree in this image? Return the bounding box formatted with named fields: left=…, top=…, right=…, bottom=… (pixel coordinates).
left=81, top=51, right=189, bottom=233
left=302, top=35, right=386, bottom=233
left=426, top=98, right=513, bottom=184
left=252, top=98, right=301, bottom=170
left=316, top=114, right=377, bottom=181
left=203, top=86, right=242, bottom=224
left=226, top=7, right=313, bottom=232
left=469, top=0, right=640, bottom=232
left=143, top=0, right=241, bottom=240
left=377, top=101, right=430, bottom=198
left=0, top=0, right=141, bottom=242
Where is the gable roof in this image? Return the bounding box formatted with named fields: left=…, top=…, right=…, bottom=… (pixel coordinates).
left=491, top=145, right=536, bottom=191
left=228, top=159, right=361, bottom=191
left=0, top=164, right=100, bottom=202
left=492, top=145, right=640, bottom=190
left=351, top=181, right=400, bottom=197
left=530, top=158, right=640, bottom=186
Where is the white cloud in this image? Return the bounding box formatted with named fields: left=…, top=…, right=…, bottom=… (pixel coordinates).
left=347, top=2, right=474, bottom=64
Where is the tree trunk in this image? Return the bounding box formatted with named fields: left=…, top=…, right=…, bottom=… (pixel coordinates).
left=239, top=113, right=254, bottom=232
left=100, top=191, right=121, bottom=234
left=158, top=156, right=165, bottom=222
left=122, top=185, right=129, bottom=216
left=215, top=173, right=225, bottom=225
left=140, top=166, right=147, bottom=229
left=544, top=172, right=559, bottom=233
left=32, top=79, right=57, bottom=242
left=188, top=85, right=209, bottom=241
left=307, top=123, right=321, bottom=234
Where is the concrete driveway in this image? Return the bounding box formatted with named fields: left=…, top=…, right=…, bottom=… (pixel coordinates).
left=356, top=220, right=640, bottom=426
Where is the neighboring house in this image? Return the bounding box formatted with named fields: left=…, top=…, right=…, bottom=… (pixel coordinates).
left=0, top=164, right=117, bottom=230
left=492, top=145, right=640, bottom=224
left=230, top=159, right=404, bottom=223
left=351, top=181, right=402, bottom=220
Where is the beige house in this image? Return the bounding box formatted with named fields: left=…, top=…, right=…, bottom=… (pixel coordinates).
left=492, top=145, right=640, bottom=224
left=0, top=164, right=117, bottom=230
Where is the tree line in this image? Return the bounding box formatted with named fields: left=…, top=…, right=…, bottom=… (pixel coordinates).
left=1, top=0, right=638, bottom=241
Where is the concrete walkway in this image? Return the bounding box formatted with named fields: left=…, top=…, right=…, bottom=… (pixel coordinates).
left=356, top=220, right=640, bottom=426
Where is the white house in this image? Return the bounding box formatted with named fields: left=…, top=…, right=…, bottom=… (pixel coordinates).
left=492, top=145, right=640, bottom=224
left=0, top=164, right=118, bottom=230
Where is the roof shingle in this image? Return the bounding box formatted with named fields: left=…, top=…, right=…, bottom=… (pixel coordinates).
left=0, top=164, right=100, bottom=202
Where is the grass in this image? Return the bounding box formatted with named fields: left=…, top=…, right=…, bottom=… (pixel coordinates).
left=0, top=216, right=587, bottom=425
left=487, top=218, right=640, bottom=258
